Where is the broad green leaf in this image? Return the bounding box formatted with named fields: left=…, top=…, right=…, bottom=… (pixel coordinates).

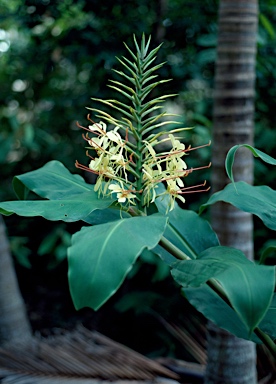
left=0, top=191, right=114, bottom=222
left=13, top=160, right=95, bottom=200
left=83, top=205, right=131, bottom=225
left=171, top=247, right=248, bottom=288
left=155, top=190, right=219, bottom=263
left=259, top=294, right=276, bottom=340
left=225, top=144, right=276, bottom=184
left=200, top=181, right=276, bottom=231
left=68, top=214, right=168, bottom=310
left=173, top=246, right=275, bottom=336
left=7, top=161, right=120, bottom=223
left=215, top=262, right=275, bottom=336
left=183, top=285, right=261, bottom=343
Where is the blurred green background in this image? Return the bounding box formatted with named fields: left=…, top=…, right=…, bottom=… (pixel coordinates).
left=0, top=0, right=275, bottom=365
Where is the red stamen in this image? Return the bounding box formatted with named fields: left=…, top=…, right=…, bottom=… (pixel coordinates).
left=152, top=162, right=211, bottom=184
left=129, top=153, right=136, bottom=165
left=177, top=181, right=211, bottom=194
left=185, top=141, right=211, bottom=152
left=156, top=141, right=211, bottom=160
left=87, top=114, right=101, bottom=128
left=82, top=134, right=106, bottom=153
left=76, top=121, right=91, bottom=132
left=82, top=133, right=90, bottom=142
left=86, top=150, right=95, bottom=160
left=75, top=160, right=100, bottom=175
left=185, top=162, right=212, bottom=174
left=178, top=187, right=211, bottom=194
left=86, top=114, right=107, bottom=135
left=156, top=146, right=192, bottom=160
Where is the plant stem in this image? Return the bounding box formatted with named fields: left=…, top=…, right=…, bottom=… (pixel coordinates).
left=158, top=235, right=276, bottom=359
left=253, top=328, right=276, bottom=357
left=133, top=48, right=145, bottom=210
left=159, top=236, right=191, bottom=261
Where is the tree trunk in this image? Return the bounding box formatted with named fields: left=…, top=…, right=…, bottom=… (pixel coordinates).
left=205, top=1, right=259, bottom=383
left=0, top=215, right=32, bottom=344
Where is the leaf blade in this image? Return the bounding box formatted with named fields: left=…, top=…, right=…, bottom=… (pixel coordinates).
left=200, top=181, right=276, bottom=230
left=173, top=246, right=275, bottom=336
left=13, top=161, right=94, bottom=200
left=155, top=191, right=219, bottom=263
left=68, top=214, right=168, bottom=310
left=0, top=191, right=114, bottom=222
left=183, top=285, right=261, bottom=343
left=225, top=144, right=276, bottom=184
left=259, top=294, right=276, bottom=340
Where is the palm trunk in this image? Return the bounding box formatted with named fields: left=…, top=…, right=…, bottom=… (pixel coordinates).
left=205, top=1, right=259, bottom=383
left=0, top=215, right=32, bottom=344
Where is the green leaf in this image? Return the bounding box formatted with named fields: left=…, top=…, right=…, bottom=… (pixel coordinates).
left=200, top=181, right=276, bottom=231
left=225, top=144, right=276, bottom=184
left=0, top=191, right=114, bottom=222
left=68, top=214, right=168, bottom=310
left=172, top=246, right=250, bottom=287
left=259, top=294, right=276, bottom=340
left=216, top=263, right=275, bottom=335
left=155, top=191, right=219, bottom=263
left=173, top=256, right=234, bottom=288
left=183, top=285, right=261, bottom=343
left=13, top=160, right=95, bottom=200
left=7, top=161, right=120, bottom=224
left=83, top=206, right=131, bottom=225
left=174, top=246, right=275, bottom=336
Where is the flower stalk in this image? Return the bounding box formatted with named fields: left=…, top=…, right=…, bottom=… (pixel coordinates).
left=76, top=36, right=210, bottom=212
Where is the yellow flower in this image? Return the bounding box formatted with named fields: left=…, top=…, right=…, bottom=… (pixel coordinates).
left=88, top=136, right=109, bottom=152
left=106, top=129, right=123, bottom=144
left=77, top=117, right=211, bottom=211
left=88, top=121, right=107, bottom=134
left=108, top=183, right=137, bottom=205
left=165, top=179, right=186, bottom=211
left=89, top=155, right=113, bottom=176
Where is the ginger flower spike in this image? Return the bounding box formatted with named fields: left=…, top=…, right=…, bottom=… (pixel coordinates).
left=76, top=35, right=211, bottom=212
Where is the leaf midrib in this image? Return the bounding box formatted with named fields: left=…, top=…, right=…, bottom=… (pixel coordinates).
left=92, top=219, right=126, bottom=284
